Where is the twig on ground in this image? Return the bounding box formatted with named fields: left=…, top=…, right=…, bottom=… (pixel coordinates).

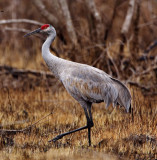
left=22, top=112, right=53, bottom=131
left=0, top=112, right=53, bottom=135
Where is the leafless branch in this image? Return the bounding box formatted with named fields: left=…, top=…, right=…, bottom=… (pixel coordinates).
left=121, top=0, right=136, bottom=35
left=3, top=26, right=45, bottom=41
left=33, top=0, right=58, bottom=27
left=120, top=0, right=136, bottom=53
left=137, top=18, right=157, bottom=28
left=0, top=19, right=43, bottom=25
left=92, top=54, right=104, bottom=67
left=106, top=47, right=120, bottom=79
left=0, top=65, right=54, bottom=78
left=143, top=40, right=157, bottom=54
left=133, top=65, right=157, bottom=76
left=91, top=44, right=120, bottom=78
left=85, top=0, right=103, bottom=41
left=104, top=0, right=119, bottom=42
left=4, top=27, right=30, bottom=33
left=58, top=0, right=78, bottom=45
left=128, top=81, right=157, bottom=93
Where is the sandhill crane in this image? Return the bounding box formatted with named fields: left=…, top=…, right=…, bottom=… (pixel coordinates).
left=24, top=24, right=131, bottom=146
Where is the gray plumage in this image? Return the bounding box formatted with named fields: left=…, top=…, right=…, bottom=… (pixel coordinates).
left=24, top=24, right=131, bottom=146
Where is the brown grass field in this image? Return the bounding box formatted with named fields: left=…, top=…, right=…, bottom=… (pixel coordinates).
left=0, top=47, right=157, bottom=160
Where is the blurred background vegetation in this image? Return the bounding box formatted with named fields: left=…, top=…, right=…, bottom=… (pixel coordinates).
left=0, top=0, right=156, bottom=95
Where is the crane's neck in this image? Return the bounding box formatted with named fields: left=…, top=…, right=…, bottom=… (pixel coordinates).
left=42, top=33, right=63, bottom=79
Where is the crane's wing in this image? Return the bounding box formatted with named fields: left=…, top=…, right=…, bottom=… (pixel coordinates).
left=60, top=64, right=131, bottom=112
left=86, top=65, right=131, bottom=112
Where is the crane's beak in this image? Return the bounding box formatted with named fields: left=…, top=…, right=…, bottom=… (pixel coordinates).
left=24, top=28, right=41, bottom=37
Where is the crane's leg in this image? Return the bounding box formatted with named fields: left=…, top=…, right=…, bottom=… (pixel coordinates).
left=86, top=104, right=93, bottom=146
left=48, top=101, right=93, bottom=146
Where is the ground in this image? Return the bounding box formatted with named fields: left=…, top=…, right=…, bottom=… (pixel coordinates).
left=0, top=74, right=156, bottom=159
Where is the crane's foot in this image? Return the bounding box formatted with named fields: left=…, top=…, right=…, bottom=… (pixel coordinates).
left=48, top=134, right=63, bottom=143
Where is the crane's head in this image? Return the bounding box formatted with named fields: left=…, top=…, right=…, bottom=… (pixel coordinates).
left=24, top=24, right=56, bottom=37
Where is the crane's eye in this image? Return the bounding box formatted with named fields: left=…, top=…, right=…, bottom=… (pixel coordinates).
left=41, top=24, right=50, bottom=30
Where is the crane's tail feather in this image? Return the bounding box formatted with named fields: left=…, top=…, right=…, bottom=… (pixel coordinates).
left=111, top=78, right=131, bottom=112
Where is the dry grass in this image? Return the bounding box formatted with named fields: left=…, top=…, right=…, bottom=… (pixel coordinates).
left=0, top=85, right=157, bottom=160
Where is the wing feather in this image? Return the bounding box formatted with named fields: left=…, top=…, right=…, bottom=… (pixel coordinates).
left=111, top=78, right=131, bottom=112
